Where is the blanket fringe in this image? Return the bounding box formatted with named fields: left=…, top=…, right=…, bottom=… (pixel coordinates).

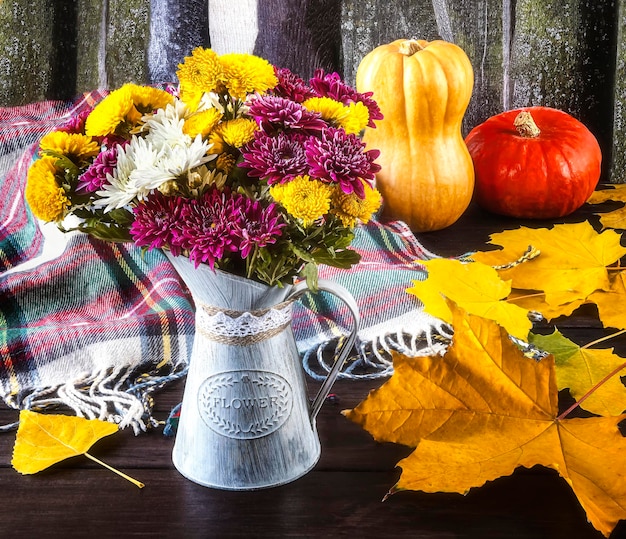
left=302, top=317, right=452, bottom=381
left=2, top=363, right=188, bottom=435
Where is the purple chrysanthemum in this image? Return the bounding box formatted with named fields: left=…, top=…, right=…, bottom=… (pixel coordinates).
left=236, top=200, right=285, bottom=258
left=247, top=94, right=327, bottom=134
left=58, top=108, right=92, bottom=134
left=305, top=127, right=381, bottom=198
left=76, top=145, right=119, bottom=193
left=130, top=192, right=185, bottom=255
left=309, top=69, right=356, bottom=104
left=172, top=188, right=244, bottom=270
left=309, top=69, right=383, bottom=128
left=240, top=131, right=309, bottom=185
left=271, top=67, right=316, bottom=103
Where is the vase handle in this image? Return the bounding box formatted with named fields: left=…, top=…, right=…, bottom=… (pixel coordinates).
left=288, top=279, right=360, bottom=422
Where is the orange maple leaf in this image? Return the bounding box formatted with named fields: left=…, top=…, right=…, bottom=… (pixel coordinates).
left=345, top=302, right=626, bottom=537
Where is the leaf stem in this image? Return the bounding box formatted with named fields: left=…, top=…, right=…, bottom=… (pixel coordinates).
left=84, top=452, right=145, bottom=488
left=506, top=291, right=545, bottom=303
left=557, top=361, right=626, bottom=420
left=581, top=328, right=626, bottom=350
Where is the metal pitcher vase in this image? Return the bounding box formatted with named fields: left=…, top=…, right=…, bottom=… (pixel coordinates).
left=166, top=252, right=360, bottom=490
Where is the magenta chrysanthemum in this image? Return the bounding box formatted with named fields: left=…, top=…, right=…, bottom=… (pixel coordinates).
left=271, top=67, right=316, bottom=103
left=236, top=200, right=285, bottom=258
left=247, top=95, right=327, bottom=134
left=130, top=192, right=185, bottom=255
left=309, top=69, right=356, bottom=104
left=76, top=145, right=119, bottom=193
left=240, top=131, right=309, bottom=184
left=305, top=127, right=381, bottom=198
left=173, top=188, right=243, bottom=269
left=309, top=69, right=383, bottom=128
left=58, top=108, right=92, bottom=134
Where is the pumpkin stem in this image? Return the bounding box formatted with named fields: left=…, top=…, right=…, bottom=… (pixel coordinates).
left=514, top=111, right=541, bottom=138
left=398, top=39, right=425, bottom=56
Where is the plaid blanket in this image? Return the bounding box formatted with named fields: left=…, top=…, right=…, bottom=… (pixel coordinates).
left=0, top=93, right=445, bottom=432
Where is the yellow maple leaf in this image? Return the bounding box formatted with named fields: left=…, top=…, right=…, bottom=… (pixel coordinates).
left=12, top=410, right=144, bottom=488
left=530, top=329, right=626, bottom=417
left=506, top=288, right=587, bottom=321
left=345, top=303, right=626, bottom=538
left=588, top=272, right=626, bottom=330
left=587, top=185, right=626, bottom=230
left=472, top=222, right=626, bottom=306
left=406, top=258, right=532, bottom=340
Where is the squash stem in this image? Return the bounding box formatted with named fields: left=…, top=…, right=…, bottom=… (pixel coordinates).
left=398, top=40, right=424, bottom=56
left=514, top=111, right=541, bottom=138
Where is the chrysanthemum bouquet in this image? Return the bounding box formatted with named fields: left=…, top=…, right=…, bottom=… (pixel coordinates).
left=25, top=47, right=383, bottom=288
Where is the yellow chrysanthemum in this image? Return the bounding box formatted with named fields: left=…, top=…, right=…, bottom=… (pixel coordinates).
left=127, top=84, right=175, bottom=115
left=179, top=80, right=205, bottom=113
left=216, top=153, right=236, bottom=174
left=39, top=131, right=100, bottom=162
left=25, top=156, right=69, bottom=222
left=332, top=182, right=382, bottom=227
left=303, top=98, right=370, bottom=134
left=183, top=108, right=223, bottom=138
left=177, top=47, right=224, bottom=94
left=303, top=97, right=348, bottom=125
left=219, top=53, right=278, bottom=100
left=339, top=101, right=371, bottom=135
left=207, top=127, right=226, bottom=155
left=85, top=84, right=174, bottom=136
left=85, top=85, right=135, bottom=136
left=219, top=118, right=258, bottom=148
left=270, top=175, right=332, bottom=226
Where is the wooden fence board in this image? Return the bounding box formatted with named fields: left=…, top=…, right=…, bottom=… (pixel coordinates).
left=0, top=2, right=57, bottom=105
left=612, top=0, right=626, bottom=183
left=148, top=0, right=209, bottom=84
left=0, top=0, right=624, bottom=182
left=509, top=0, right=616, bottom=180
left=340, top=0, right=439, bottom=89
left=446, top=0, right=506, bottom=133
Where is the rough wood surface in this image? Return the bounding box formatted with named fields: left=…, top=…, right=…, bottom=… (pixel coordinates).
left=1, top=200, right=625, bottom=538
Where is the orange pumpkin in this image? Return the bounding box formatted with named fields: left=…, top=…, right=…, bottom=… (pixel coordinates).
left=356, top=39, right=475, bottom=232
left=465, top=107, right=602, bottom=219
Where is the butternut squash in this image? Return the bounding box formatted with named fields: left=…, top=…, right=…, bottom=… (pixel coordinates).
left=357, top=39, right=475, bottom=232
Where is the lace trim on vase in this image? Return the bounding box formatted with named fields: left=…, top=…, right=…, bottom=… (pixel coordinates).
left=196, top=300, right=294, bottom=346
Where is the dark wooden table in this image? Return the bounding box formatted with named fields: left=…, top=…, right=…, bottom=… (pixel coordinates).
left=2, top=201, right=625, bottom=539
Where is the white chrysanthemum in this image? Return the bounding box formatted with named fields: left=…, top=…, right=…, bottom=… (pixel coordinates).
left=143, top=107, right=189, bottom=152
left=160, top=134, right=213, bottom=176
left=187, top=165, right=228, bottom=195
left=198, top=92, right=224, bottom=113
left=95, top=137, right=170, bottom=211
left=198, top=91, right=249, bottom=118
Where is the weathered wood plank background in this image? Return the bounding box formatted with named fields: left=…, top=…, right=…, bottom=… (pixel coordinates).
left=0, top=0, right=622, bottom=181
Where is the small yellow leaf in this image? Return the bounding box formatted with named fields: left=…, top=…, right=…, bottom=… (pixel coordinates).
left=473, top=222, right=626, bottom=306
left=12, top=410, right=118, bottom=474
left=12, top=410, right=143, bottom=488
left=406, top=258, right=532, bottom=339
left=530, top=330, right=626, bottom=417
